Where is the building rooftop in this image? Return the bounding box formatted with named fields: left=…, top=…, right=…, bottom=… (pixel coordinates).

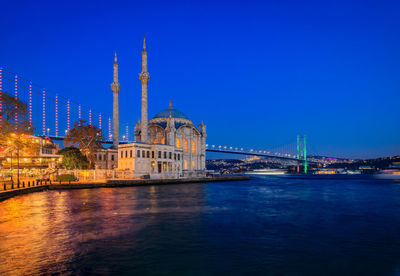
left=153, top=108, right=189, bottom=120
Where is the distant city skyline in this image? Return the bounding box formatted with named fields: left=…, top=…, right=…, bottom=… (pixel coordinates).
left=1, top=0, right=399, bottom=158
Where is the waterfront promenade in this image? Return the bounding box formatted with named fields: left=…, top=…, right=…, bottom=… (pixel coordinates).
left=0, top=175, right=250, bottom=202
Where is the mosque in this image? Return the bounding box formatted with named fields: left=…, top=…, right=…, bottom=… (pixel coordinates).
left=111, top=37, right=207, bottom=178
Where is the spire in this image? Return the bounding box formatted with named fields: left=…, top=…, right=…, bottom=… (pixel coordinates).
left=169, top=100, right=172, bottom=109
left=111, top=49, right=120, bottom=149
left=139, top=36, right=150, bottom=143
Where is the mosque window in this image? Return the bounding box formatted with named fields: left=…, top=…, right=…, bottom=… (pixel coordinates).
left=111, top=155, right=114, bottom=161
left=161, top=137, right=165, bottom=145
left=192, top=141, right=196, bottom=154
left=163, top=151, right=167, bottom=159
left=125, top=151, right=128, bottom=158
left=158, top=151, right=161, bottom=158
left=152, top=151, right=155, bottom=158
left=177, top=154, right=180, bottom=160
left=153, top=138, right=157, bottom=144
left=130, top=150, right=132, bottom=158
left=121, top=151, right=123, bottom=158
left=142, top=150, right=145, bottom=158
left=147, top=151, right=150, bottom=158
left=169, top=152, right=172, bottom=159
left=192, top=160, right=195, bottom=170
left=184, top=160, right=188, bottom=170
left=176, top=138, right=181, bottom=148
left=99, top=155, right=102, bottom=161
left=174, top=153, right=176, bottom=160
left=137, top=150, right=140, bottom=158
left=184, top=139, right=188, bottom=153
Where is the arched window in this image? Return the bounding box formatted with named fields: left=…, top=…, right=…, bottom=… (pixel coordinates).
left=176, top=138, right=181, bottom=148
left=184, top=139, right=188, bottom=153
left=161, top=137, right=165, bottom=145
left=153, top=138, right=157, bottom=144
left=192, top=160, right=195, bottom=170
left=192, top=140, right=196, bottom=154
left=184, top=160, right=188, bottom=170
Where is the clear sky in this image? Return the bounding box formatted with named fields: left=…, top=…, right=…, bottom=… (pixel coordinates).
left=1, top=0, right=399, bottom=158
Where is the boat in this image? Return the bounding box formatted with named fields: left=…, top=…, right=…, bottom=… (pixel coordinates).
left=245, top=169, right=287, bottom=176
left=374, top=169, right=400, bottom=180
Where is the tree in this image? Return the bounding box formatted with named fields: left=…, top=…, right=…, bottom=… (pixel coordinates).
left=0, top=91, right=33, bottom=135
left=0, top=133, right=40, bottom=183
left=0, top=92, right=38, bottom=183
left=64, top=120, right=105, bottom=167
left=57, top=147, right=89, bottom=169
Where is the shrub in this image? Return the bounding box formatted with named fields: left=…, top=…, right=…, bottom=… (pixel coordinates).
left=55, top=174, right=75, bottom=182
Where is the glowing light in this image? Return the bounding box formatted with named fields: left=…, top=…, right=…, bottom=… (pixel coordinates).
left=14, top=75, right=18, bottom=131
left=89, top=108, right=92, bottom=125
left=42, top=88, right=46, bottom=136
left=29, top=82, right=32, bottom=126
left=125, top=125, right=128, bottom=141
left=304, top=136, right=307, bottom=174
left=55, top=94, right=58, bottom=136
left=67, top=99, right=70, bottom=133
left=78, top=104, right=81, bottom=125
left=99, top=113, right=102, bottom=129
left=108, top=117, right=111, bottom=140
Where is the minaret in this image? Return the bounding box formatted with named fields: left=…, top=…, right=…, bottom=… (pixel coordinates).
left=111, top=49, right=120, bottom=148
left=139, top=36, right=150, bottom=143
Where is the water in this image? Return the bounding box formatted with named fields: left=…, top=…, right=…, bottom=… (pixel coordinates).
left=1, top=178, right=400, bottom=275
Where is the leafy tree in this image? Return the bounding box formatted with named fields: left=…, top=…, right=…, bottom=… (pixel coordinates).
left=0, top=91, right=33, bottom=135
left=0, top=133, right=40, bottom=182
left=0, top=93, right=38, bottom=181
left=57, top=147, right=89, bottom=169
left=64, top=120, right=105, bottom=166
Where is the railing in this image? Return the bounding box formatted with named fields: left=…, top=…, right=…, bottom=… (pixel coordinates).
left=0, top=179, right=51, bottom=192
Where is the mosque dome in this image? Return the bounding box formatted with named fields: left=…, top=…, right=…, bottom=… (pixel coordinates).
left=149, top=102, right=193, bottom=129
left=153, top=108, right=189, bottom=120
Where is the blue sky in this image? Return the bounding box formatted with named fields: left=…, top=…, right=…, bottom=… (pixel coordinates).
left=1, top=0, right=399, bottom=158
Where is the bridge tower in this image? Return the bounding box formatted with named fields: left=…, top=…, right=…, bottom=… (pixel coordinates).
left=139, top=36, right=150, bottom=143
left=297, top=135, right=307, bottom=174
left=111, top=49, right=121, bottom=148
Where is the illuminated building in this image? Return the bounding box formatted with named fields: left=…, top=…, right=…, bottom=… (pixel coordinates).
left=115, top=37, right=207, bottom=178
left=0, top=136, right=61, bottom=170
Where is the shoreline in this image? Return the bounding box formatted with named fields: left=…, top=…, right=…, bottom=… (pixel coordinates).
left=0, top=175, right=250, bottom=202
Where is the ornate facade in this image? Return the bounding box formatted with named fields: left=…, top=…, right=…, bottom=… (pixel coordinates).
left=115, top=37, right=207, bottom=178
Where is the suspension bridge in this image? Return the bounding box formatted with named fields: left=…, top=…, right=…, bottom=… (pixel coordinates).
left=0, top=67, right=315, bottom=172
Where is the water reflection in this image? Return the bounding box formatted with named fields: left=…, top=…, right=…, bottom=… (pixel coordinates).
left=1, top=180, right=400, bottom=275
left=0, top=184, right=206, bottom=275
